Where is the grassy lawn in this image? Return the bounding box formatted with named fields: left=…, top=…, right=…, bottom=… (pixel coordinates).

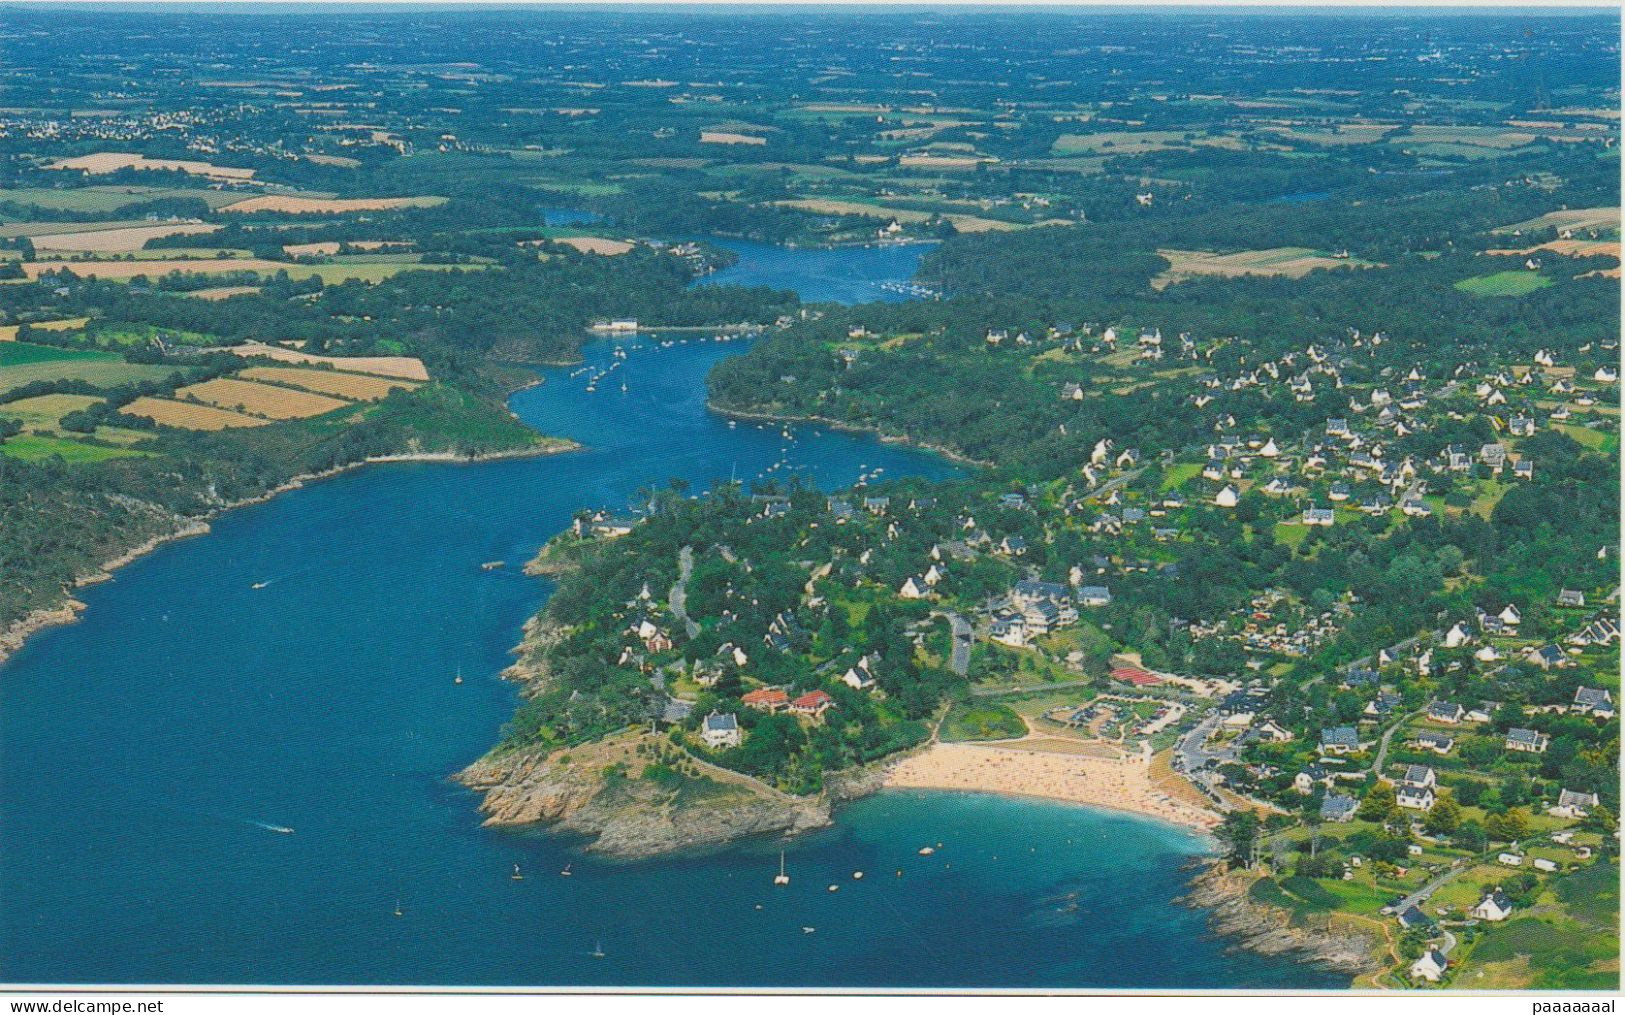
left=0, top=433, right=150, bottom=462
left=1454, top=271, right=1555, bottom=297
left=1274, top=521, right=1311, bottom=548
left=1555, top=423, right=1611, bottom=451
left=1160, top=462, right=1201, bottom=490
left=941, top=701, right=1027, bottom=742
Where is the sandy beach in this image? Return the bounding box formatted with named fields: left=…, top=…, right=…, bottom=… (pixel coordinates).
left=884, top=741, right=1221, bottom=832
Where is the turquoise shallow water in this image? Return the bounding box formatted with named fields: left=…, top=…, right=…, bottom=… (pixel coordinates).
left=0, top=244, right=1341, bottom=988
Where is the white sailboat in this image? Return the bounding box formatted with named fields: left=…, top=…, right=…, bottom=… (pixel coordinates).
left=773, top=850, right=790, bottom=886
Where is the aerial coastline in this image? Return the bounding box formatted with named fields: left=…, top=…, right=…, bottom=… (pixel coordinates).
left=0, top=3, right=1617, bottom=992
left=0, top=438, right=578, bottom=668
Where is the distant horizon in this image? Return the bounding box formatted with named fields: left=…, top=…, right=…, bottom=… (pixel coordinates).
left=4, top=1, right=1618, bottom=13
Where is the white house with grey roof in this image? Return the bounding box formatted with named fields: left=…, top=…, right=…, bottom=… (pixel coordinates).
left=701, top=710, right=741, bottom=749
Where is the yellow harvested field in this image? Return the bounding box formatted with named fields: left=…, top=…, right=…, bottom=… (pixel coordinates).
left=182, top=286, right=260, bottom=301
left=700, top=131, right=767, bottom=146
left=1486, top=239, right=1621, bottom=260
left=1153, top=247, right=1377, bottom=289
left=46, top=152, right=256, bottom=181
left=1, top=393, right=103, bottom=429
left=22, top=258, right=293, bottom=281
left=228, top=341, right=430, bottom=381
left=221, top=195, right=446, bottom=214
left=1496, top=206, right=1621, bottom=235
left=553, top=236, right=635, bottom=255
left=239, top=366, right=418, bottom=400
left=125, top=396, right=269, bottom=431
left=175, top=377, right=352, bottom=419
left=0, top=317, right=90, bottom=341
left=31, top=223, right=221, bottom=253
left=282, top=240, right=400, bottom=257
left=898, top=154, right=991, bottom=169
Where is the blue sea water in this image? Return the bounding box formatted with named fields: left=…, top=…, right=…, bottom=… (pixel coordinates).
left=0, top=245, right=1341, bottom=989
left=697, top=238, right=936, bottom=305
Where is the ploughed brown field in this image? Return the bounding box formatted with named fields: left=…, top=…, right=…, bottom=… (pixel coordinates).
left=31, top=223, right=223, bottom=252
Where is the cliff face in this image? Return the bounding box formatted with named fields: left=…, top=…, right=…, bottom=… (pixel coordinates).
left=1179, top=863, right=1380, bottom=978
left=458, top=738, right=832, bottom=858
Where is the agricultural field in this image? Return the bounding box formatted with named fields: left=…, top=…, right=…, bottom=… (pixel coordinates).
left=122, top=396, right=269, bottom=431
left=282, top=241, right=404, bottom=257
left=239, top=366, right=419, bottom=401
left=0, top=219, right=158, bottom=239
left=1496, top=206, right=1621, bottom=235
left=0, top=317, right=90, bottom=341
left=0, top=433, right=149, bottom=463
left=1153, top=247, right=1376, bottom=289
left=180, top=285, right=260, bottom=300
left=228, top=342, right=430, bottom=380
left=30, top=223, right=222, bottom=252
left=0, top=392, right=104, bottom=430
left=699, top=131, right=767, bottom=146
left=1053, top=130, right=1214, bottom=155
left=45, top=152, right=256, bottom=180
left=220, top=195, right=445, bottom=214
left=173, top=377, right=352, bottom=420
left=0, top=185, right=246, bottom=212
left=22, top=256, right=479, bottom=286
left=0, top=342, right=175, bottom=396
left=21, top=257, right=299, bottom=281
left=550, top=236, right=636, bottom=255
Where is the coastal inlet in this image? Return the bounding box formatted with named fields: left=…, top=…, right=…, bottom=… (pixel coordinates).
left=0, top=241, right=1338, bottom=988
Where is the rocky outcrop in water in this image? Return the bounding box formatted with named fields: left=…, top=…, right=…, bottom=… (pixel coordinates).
left=457, top=740, right=832, bottom=858
left=1179, top=863, right=1379, bottom=979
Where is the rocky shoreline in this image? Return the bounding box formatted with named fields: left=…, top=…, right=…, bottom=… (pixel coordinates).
left=1179, top=862, right=1381, bottom=980
left=457, top=738, right=834, bottom=858
left=705, top=400, right=994, bottom=469
left=0, top=440, right=578, bottom=669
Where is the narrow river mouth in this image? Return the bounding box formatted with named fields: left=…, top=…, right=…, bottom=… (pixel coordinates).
left=0, top=242, right=1340, bottom=990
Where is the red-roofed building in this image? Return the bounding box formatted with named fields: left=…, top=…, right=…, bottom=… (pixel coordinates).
left=742, top=688, right=789, bottom=713
left=790, top=690, right=834, bottom=717
left=1111, top=666, right=1163, bottom=687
